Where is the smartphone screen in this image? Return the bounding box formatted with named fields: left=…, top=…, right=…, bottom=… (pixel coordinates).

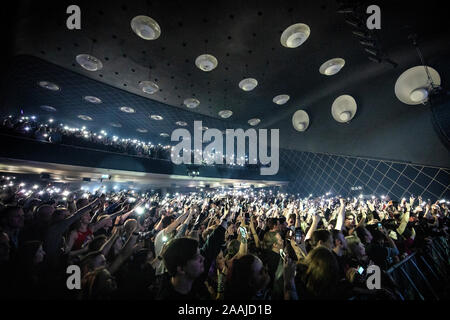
left=279, top=249, right=286, bottom=260
left=357, top=266, right=364, bottom=275
left=295, top=228, right=302, bottom=243
left=239, top=226, right=247, bottom=239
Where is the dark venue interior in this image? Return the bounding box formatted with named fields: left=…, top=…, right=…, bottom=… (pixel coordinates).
left=0, top=0, right=449, bottom=304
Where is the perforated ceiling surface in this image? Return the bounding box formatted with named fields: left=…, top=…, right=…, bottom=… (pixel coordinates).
left=2, top=0, right=450, bottom=166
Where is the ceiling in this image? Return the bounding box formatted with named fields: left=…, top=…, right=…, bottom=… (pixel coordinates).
left=2, top=0, right=449, bottom=166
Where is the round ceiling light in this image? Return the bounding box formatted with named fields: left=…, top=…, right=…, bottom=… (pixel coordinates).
left=38, top=81, right=60, bottom=91
left=139, top=81, right=159, bottom=94
left=248, top=118, right=261, bottom=126
left=120, top=106, right=135, bottom=113
left=292, top=110, right=310, bottom=132
left=195, top=54, right=218, bottom=72
left=40, top=105, right=57, bottom=112
left=83, top=96, right=102, bottom=104
left=176, top=121, right=187, bottom=126
left=76, top=54, right=103, bottom=71
left=319, top=58, right=345, bottom=76
left=239, top=78, right=258, bottom=91
left=136, top=128, right=148, bottom=133
left=109, top=122, right=122, bottom=128
left=280, top=23, right=311, bottom=48
left=150, top=115, right=163, bottom=120
left=331, top=95, right=357, bottom=123
left=78, top=115, right=93, bottom=121
left=394, top=66, right=441, bottom=105
left=273, top=94, right=290, bottom=105
left=131, top=15, right=161, bottom=40
left=160, top=133, right=169, bottom=137
left=184, top=98, right=200, bottom=109
left=218, top=110, right=233, bottom=119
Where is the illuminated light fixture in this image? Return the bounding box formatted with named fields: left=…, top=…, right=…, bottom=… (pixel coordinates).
left=218, top=110, right=233, bottom=119
left=239, top=78, right=258, bottom=91
left=120, top=106, right=135, bottom=113
left=139, top=80, right=159, bottom=94
left=131, top=15, right=161, bottom=40
left=319, top=58, right=345, bottom=76
left=78, top=115, right=93, bottom=121
left=292, top=110, right=310, bottom=132
left=160, top=133, right=169, bottom=137
left=136, top=128, right=148, bottom=133
left=280, top=23, right=311, bottom=48
left=248, top=118, right=261, bottom=126
left=109, top=122, right=122, bottom=127
left=195, top=54, right=218, bottom=72
left=40, top=105, right=57, bottom=112
left=273, top=94, right=290, bottom=105
left=83, top=96, right=102, bottom=104
left=176, top=121, right=187, bottom=126
left=150, top=115, right=163, bottom=120
left=331, top=95, right=357, bottom=123
left=76, top=54, right=103, bottom=71
left=202, top=126, right=209, bottom=131
left=184, top=98, right=200, bottom=109
left=38, top=81, right=60, bottom=91
left=394, top=66, right=441, bottom=105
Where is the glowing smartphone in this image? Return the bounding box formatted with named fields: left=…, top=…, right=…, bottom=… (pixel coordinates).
left=357, top=266, right=364, bottom=275
left=239, top=226, right=247, bottom=239
left=280, top=249, right=286, bottom=260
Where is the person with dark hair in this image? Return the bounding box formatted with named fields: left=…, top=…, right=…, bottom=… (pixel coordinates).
left=80, top=267, right=117, bottom=300
left=153, top=208, right=193, bottom=277
left=311, top=229, right=333, bottom=249
left=295, top=246, right=349, bottom=299
left=366, top=228, right=399, bottom=270
left=355, top=226, right=373, bottom=246
left=0, top=205, right=24, bottom=252
left=258, top=230, right=285, bottom=299
left=157, top=208, right=230, bottom=300
left=224, top=254, right=270, bottom=300
left=11, top=240, right=46, bottom=298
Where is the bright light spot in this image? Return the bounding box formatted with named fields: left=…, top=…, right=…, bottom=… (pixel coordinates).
left=135, top=207, right=145, bottom=215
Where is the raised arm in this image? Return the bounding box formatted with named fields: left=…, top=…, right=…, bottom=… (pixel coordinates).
left=249, top=215, right=260, bottom=249
left=109, top=222, right=139, bottom=274
left=335, top=198, right=346, bottom=231
left=305, top=211, right=320, bottom=241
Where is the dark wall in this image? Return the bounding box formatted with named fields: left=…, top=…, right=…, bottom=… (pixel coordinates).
left=280, top=149, right=450, bottom=201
